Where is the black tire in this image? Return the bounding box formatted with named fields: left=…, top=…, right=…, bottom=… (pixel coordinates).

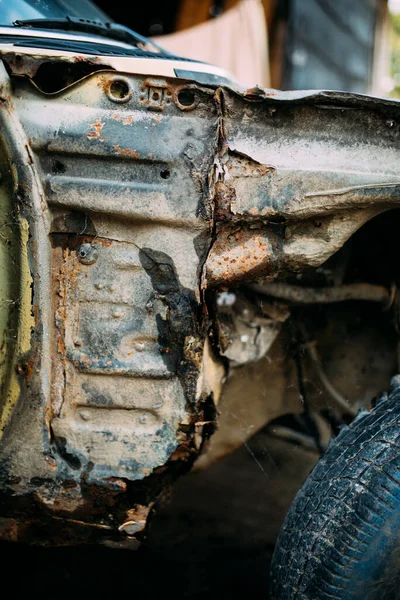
left=270, top=376, right=400, bottom=600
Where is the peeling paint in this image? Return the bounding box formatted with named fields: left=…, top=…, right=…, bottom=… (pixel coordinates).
left=87, top=119, right=107, bottom=141
left=0, top=204, right=34, bottom=436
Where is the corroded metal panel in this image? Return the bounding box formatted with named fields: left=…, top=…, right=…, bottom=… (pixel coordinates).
left=205, top=89, right=400, bottom=286
left=0, top=49, right=400, bottom=545
left=0, top=62, right=222, bottom=544
left=51, top=237, right=187, bottom=482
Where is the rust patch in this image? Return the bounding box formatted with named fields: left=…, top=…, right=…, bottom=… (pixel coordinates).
left=227, top=151, right=275, bottom=178
left=97, top=74, right=110, bottom=89
left=16, top=356, right=36, bottom=382
left=139, top=80, right=172, bottom=111
left=214, top=180, right=238, bottom=221
left=73, top=55, right=100, bottom=64
left=214, top=152, right=275, bottom=222
left=112, top=144, right=139, bottom=158
left=205, top=225, right=278, bottom=286
left=111, top=115, right=133, bottom=125
left=87, top=120, right=107, bottom=141
left=243, top=85, right=277, bottom=99
left=92, top=237, right=112, bottom=248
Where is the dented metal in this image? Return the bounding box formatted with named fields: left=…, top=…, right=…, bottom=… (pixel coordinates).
left=0, top=44, right=400, bottom=546
left=0, top=57, right=222, bottom=545
left=205, top=90, right=400, bottom=286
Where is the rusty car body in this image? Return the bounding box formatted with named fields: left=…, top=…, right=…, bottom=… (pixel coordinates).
left=1, top=9, right=400, bottom=577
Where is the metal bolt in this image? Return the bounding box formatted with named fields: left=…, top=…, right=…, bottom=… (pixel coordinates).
left=78, top=243, right=98, bottom=265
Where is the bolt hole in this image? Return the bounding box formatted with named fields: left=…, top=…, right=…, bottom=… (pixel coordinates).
left=52, top=160, right=66, bottom=174
left=160, top=169, right=170, bottom=179
left=108, top=79, right=130, bottom=102
left=177, top=89, right=196, bottom=107
left=152, top=91, right=160, bottom=100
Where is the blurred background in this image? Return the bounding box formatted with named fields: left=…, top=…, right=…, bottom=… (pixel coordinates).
left=3, top=2, right=400, bottom=598
left=94, top=0, right=400, bottom=95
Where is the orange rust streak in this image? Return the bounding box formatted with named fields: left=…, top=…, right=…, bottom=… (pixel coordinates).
left=87, top=120, right=105, bottom=140
left=206, top=227, right=276, bottom=286
left=113, top=144, right=139, bottom=158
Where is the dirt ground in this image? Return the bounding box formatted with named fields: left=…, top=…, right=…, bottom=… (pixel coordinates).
left=1, top=429, right=318, bottom=599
